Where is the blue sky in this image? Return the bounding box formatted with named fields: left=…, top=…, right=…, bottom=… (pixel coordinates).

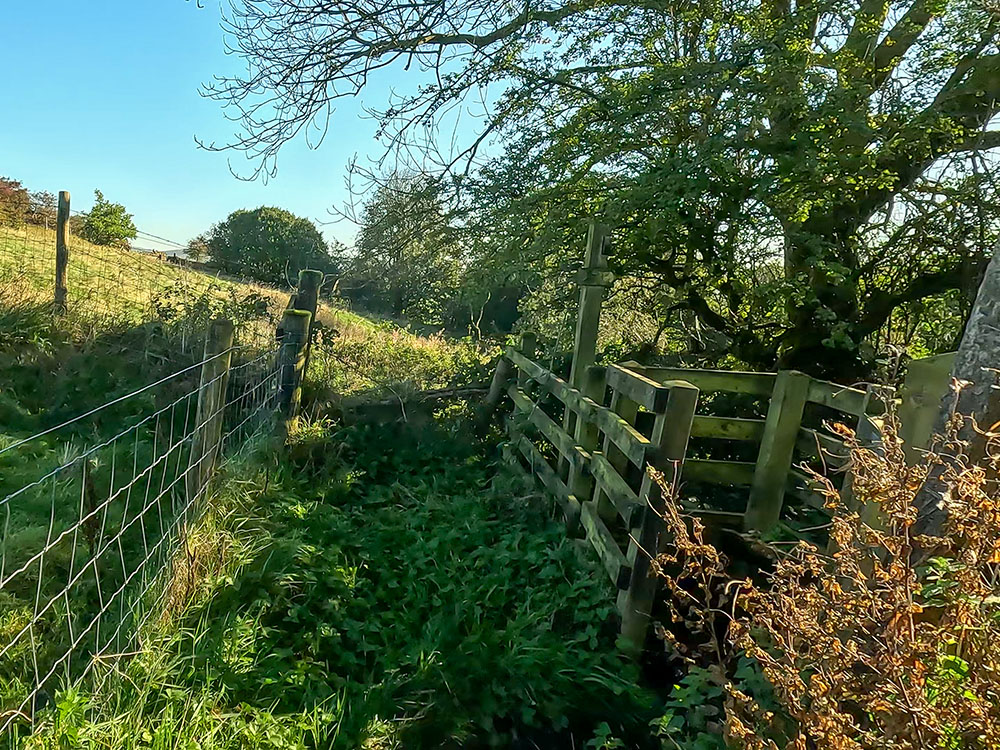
left=0, top=1, right=424, bottom=251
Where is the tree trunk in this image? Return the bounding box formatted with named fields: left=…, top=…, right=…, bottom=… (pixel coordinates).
left=914, top=240, right=1000, bottom=535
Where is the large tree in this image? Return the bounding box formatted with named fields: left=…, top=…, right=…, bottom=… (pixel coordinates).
left=346, top=176, right=463, bottom=322
left=205, top=206, right=334, bottom=283
left=205, top=0, right=1000, bottom=376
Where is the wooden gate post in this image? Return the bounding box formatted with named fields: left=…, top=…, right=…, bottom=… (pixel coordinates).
left=569, top=364, right=607, bottom=511
left=563, top=222, right=613, bottom=475
left=619, top=380, right=699, bottom=654
left=277, top=309, right=312, bottom=425
left=54, top=191, right=70, bottom=314
left=745, top=370, right=810, bottom=532
left=187, top=318, right=235, bottom=501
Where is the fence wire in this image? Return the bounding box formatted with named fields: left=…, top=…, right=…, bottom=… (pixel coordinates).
left=0, top=339, right=280, bottom=738
left=0, top=204, right=291, bottom=739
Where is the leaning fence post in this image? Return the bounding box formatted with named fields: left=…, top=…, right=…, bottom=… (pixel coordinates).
left=745, top=370, right=810, bottom=533
left=187, top=318, right=235, bottom=502
left=54, top=190, right=70, bottom=314
left=277, top=309, right=312, bottom=427
left=619, top=380, right=699, bottom=654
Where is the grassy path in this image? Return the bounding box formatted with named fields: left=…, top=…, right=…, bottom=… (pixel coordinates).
left=24, top=419, right=654, bottom=749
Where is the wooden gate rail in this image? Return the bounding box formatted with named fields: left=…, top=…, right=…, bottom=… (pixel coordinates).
left=611, top=364, right=877, bottom=532
left=502, top=346, right=699, bottom=652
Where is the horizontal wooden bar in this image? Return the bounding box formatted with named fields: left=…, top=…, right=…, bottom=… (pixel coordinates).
left=507, top=349, right=652, bottom=467
left=581, top=501, right=630, bottom=589
left=796, top=427, right=848, bottom=467
left=590, top=452, right=641, bottom=525
left=508, top=385, right=587, bottom=470
left=806, top=378, right=868, bottom=417
left=606, top=364, right=672, bottom=412
left=683, top=458, right=756, bottom=486
left=513, top=432, right=582, bottom=521
left=691, top=415, right=765, bottom=442
left=630, top=366, right=776, bottom=396
left=689, top=509, right=746, bottom=530
left=786, top=468, right=830, bottom=511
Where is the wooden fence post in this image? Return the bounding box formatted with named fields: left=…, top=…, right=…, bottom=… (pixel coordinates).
left=187, top=318, right=235, bottom=502
left=568, top=365, right=607, bottom=510
left=293, top=268, right=323, bottom=375
left=504, top=333, right=538, bottom=467
left=516, top=333, right=537, bottom=388
left=54, top=190, right=70, bottom=314
left=563, top=223, right=613, bottom=476
left=619, top=381, right=699, bottom=654
left=277, top=309, right=311, bottom=426
left=480, top=355, right=515, bottom=428
left=745, top=370, right=810, bottom=533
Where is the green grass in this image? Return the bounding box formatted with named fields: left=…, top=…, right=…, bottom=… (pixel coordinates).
left=21, top=419, right=655, bottom=748
left=308, top=306, right=495, bottom=399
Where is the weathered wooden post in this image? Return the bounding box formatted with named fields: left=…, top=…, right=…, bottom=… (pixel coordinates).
left=619, top=380, right=699, bottom=654
left=187, top=318, right=236, bottom=501
left=568, top=365, right=607, bottom=510
left=480, top=355, right=515, bottom=428
left=745, top=370, right=810, bottom=532
left=592, top=361, right=642, bottom=521
left=563, top=222, right=613, bottom=476
left=292, top=268, right=323, bottom=376
left=54, top=190, right=70, bottom=314
left=503, top=333, right=539, bottom=467
left=277, top=309, right=312, bottom=426
left=516, top=332, right=537, bottom=388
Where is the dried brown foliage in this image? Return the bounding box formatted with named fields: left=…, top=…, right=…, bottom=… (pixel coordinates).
left=652, top=413, right=1000, bottom=750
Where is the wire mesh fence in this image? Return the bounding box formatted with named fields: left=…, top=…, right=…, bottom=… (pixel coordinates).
left=0, top=328, right=281, bottom=739
left=0, top=192, right=300, bottom=740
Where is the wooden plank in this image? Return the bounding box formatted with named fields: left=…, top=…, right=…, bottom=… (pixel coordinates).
left=581, top=501, right=630, bottom=589
left=806, top=378, right=869, bottom=417
left=691, top=415, right=765, bottom=442
left=796, top=427, right=848, bottom=466
left=507, top=385, right=587, bottom=471
left=745, top=370, right=811, bottom=532
left=786, top=469, right=829, bottom=511
left=630, top=366, right=776, bottom=396
left=508, top=349, right=651, bottom=467
left=683, top=459, right=756, bottom=486
left=514, top=433, right=582, bottom=525
left=590, top=452, right=641, bottom=525
left=897, top=352, right=954, bottom=463
left=690, top=509, right=746, bottom=530
left=606, top=364, right=671, bottom=412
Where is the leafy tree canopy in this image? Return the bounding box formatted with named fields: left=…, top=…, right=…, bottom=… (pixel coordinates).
left=205, top=206, right=334, bottom=284
left=206, top=0, right=1000, bottom=376
left=345, top=176, right=463, bottom=323
left=81, top=190, right=137, bottom=247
